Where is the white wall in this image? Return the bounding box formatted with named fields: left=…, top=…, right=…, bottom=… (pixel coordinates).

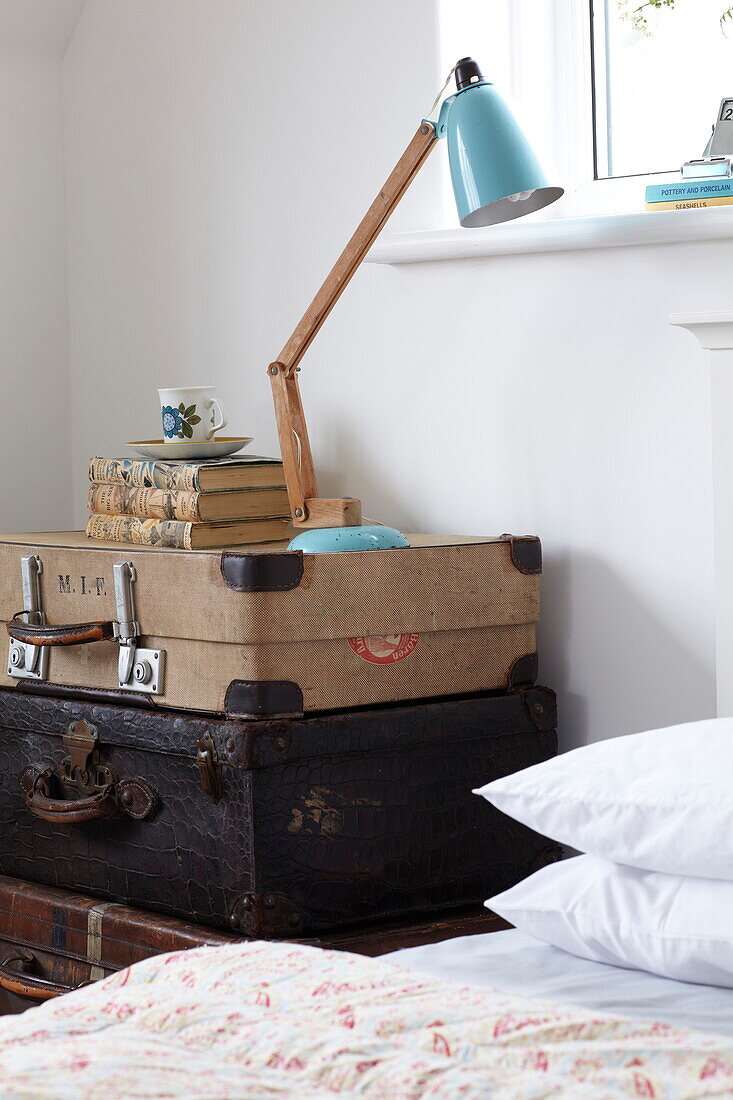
left=0, top=0, right=83, bottom=531
left=61, top=0, right=717, bottom=749
left=61, top=0, right=441, bottom=515
left=337, top=244, right=716, bottom=749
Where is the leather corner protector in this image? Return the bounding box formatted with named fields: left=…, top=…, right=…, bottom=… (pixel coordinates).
left=220, top=551, right=304, bottom=592
left=228, top=892, right=304, bottom=938
left=503, top=535, right=542, bottom=575
left=508, top=652, right=538, bottom=689
left=521, top=685, right=557, bottom=731
left=224, top=680, right=304, bottom=720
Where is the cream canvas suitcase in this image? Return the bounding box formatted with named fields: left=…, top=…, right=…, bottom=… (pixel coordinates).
left=0, top=531, right=541, bottom=717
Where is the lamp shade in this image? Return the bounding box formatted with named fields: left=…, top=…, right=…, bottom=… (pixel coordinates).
left=438, top=75, right=563, bottom=228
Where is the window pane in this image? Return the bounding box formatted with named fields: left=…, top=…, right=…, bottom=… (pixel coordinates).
left=595, top=0, right=733, bottom=177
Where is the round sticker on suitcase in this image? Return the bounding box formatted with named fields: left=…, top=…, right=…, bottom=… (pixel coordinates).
left=347, top=633, right=420, bottom=663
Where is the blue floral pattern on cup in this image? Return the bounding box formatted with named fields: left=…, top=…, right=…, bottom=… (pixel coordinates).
left=161, top=403, right=201, bottom=440
left=161, top=406, right=183, bottom=438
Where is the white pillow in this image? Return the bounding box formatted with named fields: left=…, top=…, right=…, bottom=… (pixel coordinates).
left=473, top=716, right=733, bottom=879
left=488, top=855, right=733, bottom=988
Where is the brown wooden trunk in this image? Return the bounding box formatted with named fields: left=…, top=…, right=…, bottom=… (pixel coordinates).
left=0, top=875, right=236, bottom=1014
left=0, top=874, right=509, bottom=1015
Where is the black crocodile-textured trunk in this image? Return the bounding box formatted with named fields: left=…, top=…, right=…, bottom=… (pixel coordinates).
left=0, top=687, right=560, bottom=936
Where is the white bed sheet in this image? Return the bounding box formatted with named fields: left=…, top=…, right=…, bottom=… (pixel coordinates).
left=388, top=928, right=733, bottom=1037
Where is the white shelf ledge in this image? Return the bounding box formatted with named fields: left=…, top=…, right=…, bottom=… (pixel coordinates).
left=367, top=207, right=733, bottom=264
left=671, top=312, right=733, bottom=351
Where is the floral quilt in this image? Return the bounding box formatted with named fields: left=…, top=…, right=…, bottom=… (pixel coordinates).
left=0, top=940, right=732, bottom=1098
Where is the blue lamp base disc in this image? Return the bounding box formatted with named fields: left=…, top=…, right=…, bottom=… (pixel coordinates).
left=287, top=525, right=410, bottom=554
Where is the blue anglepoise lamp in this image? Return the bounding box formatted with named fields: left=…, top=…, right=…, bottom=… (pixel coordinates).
left=267, top=58, right=563, bottom=553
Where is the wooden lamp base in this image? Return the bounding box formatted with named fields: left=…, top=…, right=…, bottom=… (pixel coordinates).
left=294, top=497, right=362, bottom=529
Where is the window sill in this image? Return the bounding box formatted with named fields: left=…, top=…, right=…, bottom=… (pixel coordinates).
left=366, top=206, right=733, bottom=265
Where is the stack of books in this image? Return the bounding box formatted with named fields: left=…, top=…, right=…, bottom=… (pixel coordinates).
left=86, top=456, right=291, bottom=548
left=645, top=177, right=733, bottom=212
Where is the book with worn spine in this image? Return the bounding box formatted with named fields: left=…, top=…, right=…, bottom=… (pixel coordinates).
left=89, top=456, right=285, bottom=493
left=86, top=513, right=290, bottom=549
left=88, top=483, right=290, bottom=523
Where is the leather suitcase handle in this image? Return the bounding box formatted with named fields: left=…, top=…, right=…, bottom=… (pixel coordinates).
left=0, top=953, right=79, bottom=1001
left=21, top=770, right=119, bottom=823
left=7, top=614, right=115, bottom=647
left=19, top=767, right=158, bottom=825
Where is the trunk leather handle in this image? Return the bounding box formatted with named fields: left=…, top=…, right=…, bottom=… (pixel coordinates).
left=7, top=614, right=115, bottom=647
left=19, top=766, right=158, bottom=825
left=0, top=953, right=79, bottom=1001
left=20, top=767, right=119, bottom=823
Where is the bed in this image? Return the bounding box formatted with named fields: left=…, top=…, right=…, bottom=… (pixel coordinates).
left=0, top=936, right=732, bottom=1098
left=3, top=717, right=733, bottom=1097
left=390, top=927, right=733, bottom=1038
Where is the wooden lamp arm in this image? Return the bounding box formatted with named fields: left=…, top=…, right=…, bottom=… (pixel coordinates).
left=269, top=120, right=438, bottom=528
left=276, top=121, right=438, bottom=375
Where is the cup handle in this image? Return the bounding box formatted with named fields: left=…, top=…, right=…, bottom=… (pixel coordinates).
left=207, top=398, right=228, bottom=440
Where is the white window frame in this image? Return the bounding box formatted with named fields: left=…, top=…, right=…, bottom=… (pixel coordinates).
left=586, top=1, right=685, bottom=195
left=436, top=0, right=684, bottom=224
left=367, top=2, right=733, bottom=262
left=552, top=0, right=684, bottom=217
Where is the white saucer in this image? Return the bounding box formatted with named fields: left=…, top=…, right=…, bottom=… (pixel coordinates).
left=127, top=436, right=253, bottom=461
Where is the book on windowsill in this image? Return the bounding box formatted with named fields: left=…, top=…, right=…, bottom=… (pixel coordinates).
left=645, top=178, right=733, bottom=204
left=88, top=455, right=286, bottom=492
left=86, top=513, right=291, bottom=549
left=645, top=195, right=733, bottom=212
left=88, top=483, right=290, bottom=523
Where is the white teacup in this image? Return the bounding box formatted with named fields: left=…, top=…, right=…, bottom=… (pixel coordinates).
left=158, top=386, right=228, bottom=443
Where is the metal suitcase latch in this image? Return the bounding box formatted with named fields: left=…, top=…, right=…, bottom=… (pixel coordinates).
left=60, top=720, right=117, bottom=797
left=196, top=734, right=222, bottom=803
left=7, top=555, right=49, bottom=682
left=7, top=557, right=165, bottom=695
left=112, top=562, right=165, bottom=694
